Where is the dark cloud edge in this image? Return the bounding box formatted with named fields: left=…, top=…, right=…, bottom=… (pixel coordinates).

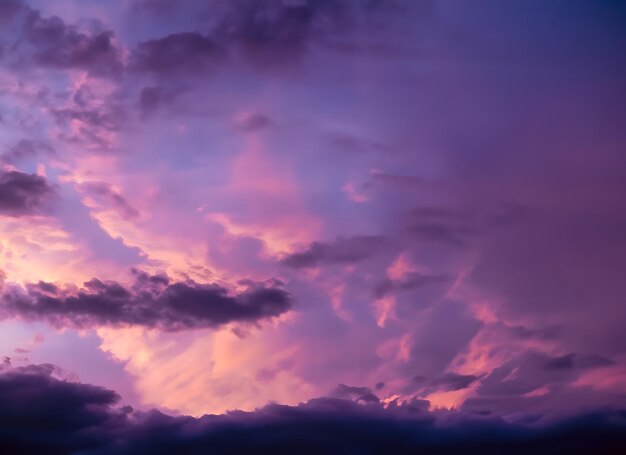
left=1, top=363, right=625, bottom=454
left=0, top=269, right=292, bottom=331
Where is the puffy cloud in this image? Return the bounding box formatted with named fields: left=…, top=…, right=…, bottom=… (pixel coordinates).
left=0, top=270, right=292, bottom=331
left=0, top=363, right=128, bottom=453
left=1, top=363, right=626, bottom=454
left=1, top=0, right=123, bottom=77
left=0, top=170, right=56, bottom=217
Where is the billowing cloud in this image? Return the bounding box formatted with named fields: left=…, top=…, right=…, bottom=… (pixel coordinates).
left=0, top=0, right=625, bottom=448
left=1, top=363, right=625, bottom=454
left=0, top=270, right=292, bottom=331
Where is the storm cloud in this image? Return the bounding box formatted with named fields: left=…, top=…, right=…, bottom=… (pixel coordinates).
left=1, top=364, right=626, bottom=454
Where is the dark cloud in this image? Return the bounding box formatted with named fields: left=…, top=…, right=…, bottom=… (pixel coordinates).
left=412, top=372, right=479, bottom=397
left=23, top=17, right=123, bottom=76
left=0, top=170, right=56, bottom=217
left=0, top=363, right=128, bottom=454
left=77, top=181, right=140, bottom=220
left=280, top=235, right=384, bottom=268
left=331, top=383, right=380, bottom=403
left=0, top=0, right=24, bottom=23
left=1, top=363, right=626, bottom=454
left=129, top=0, right=402, bottom=78
left=211, top=0, right=350, bottom=68
left=508, top=324, right=562, bottom=341
left=0, top=270, right=292, bottom=331
left=434, top=372, right=479, bottom=391
left=2, top=0, right=123, bottom=77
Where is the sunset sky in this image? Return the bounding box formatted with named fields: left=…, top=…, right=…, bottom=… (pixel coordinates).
left=0, top=0, right=625, bottom=452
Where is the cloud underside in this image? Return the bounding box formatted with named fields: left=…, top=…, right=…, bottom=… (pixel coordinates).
left=0, top=271, right=291, bottom=331
left=1, top=364, right=625, bottom=454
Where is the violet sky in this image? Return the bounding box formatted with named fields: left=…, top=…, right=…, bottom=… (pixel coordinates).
left=0, top=0, right=626, bottom=451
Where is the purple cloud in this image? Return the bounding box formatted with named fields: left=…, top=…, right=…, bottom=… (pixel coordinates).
left=0, top=170, right=56, bottom=217
left=1, top=271, right=292, bottom=331
left=281, top=235, right=384, bottom=268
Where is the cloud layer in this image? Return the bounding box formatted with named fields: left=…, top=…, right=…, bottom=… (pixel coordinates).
left=1, top=363, right=625, bottom=454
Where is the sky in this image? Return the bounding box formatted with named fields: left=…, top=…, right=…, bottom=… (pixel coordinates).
left=0, top=0, right=625, bottom=452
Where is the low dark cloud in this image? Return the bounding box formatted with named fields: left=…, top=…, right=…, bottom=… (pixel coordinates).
left=0, top=170, right=56, bottom=217
left=0, top=363, right=128, bottom=454
left=130, top=0, right=402, bottom=79
left=1, top=364, right=626, bottom=454
left=281, top=235, right=384, bottom=268
left=0, top=270, right=292, bottom=331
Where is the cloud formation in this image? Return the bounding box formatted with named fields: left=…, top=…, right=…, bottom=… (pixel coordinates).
left=0, top=270, right=292, bottom=331
left=280, top=235, right=384, bottom=268
left=0, top=0, right=625, bottom=444
left=0, top=170, right=56, bottom=217
left=1, top=0, right=123, bottom=77
left=1, top=364, right=625, bottom=454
